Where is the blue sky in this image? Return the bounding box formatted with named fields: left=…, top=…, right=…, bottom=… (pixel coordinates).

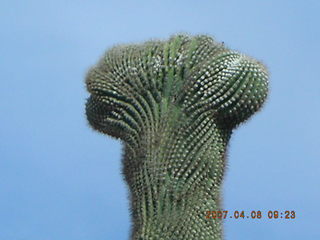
left=1, top=0, right=319, bottom=239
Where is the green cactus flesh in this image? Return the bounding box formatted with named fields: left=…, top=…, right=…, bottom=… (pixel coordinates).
left=85, top=34, right=268, bottom=240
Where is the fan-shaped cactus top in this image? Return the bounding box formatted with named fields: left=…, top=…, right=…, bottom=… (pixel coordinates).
left=86, top=34, right=268, bottom=140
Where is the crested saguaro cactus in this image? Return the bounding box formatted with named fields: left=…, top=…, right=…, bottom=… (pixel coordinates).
left=85, top=34, right=268, bottom=240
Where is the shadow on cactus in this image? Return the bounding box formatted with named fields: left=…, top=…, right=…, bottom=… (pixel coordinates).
left=85, top=34, right=269, bottom=240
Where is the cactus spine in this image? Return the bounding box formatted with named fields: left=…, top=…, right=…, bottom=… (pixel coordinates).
left=85, top=34, right=268, bottom=240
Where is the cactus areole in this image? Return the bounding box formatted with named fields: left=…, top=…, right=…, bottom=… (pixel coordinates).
left=85, top=34, right=268, bottom=240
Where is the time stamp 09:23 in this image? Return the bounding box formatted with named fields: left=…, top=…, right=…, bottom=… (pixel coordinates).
left=205, top=210, right=296, bottom=220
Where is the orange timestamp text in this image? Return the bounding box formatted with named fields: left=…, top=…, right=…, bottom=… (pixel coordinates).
left=205, top=210, right=296, bottom=219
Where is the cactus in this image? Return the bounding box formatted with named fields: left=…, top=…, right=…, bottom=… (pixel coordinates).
left=85, top=34, right=268, bottom=240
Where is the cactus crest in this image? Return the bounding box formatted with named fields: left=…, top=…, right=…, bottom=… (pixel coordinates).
left=85, top=34, right=268, bottom=240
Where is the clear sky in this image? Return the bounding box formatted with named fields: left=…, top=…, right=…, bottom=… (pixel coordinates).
left=1, top=0, right=319, bottom=239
